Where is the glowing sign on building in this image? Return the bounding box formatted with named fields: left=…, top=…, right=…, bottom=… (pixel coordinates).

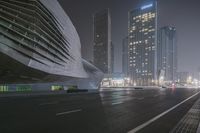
left=141, top=3, right=153, bottom=10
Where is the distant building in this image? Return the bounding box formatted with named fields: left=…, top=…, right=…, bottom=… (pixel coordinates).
left=93, top=9, right=112, bottom=74
left=122, top=37, right=129, bottom=77
left=157, top=26, right=177, bottom=82
left=111, top=42, right=114, bottom=73
left=128, top=1, right=158, bottom=86
left=177, top=72, right=189, bottom=83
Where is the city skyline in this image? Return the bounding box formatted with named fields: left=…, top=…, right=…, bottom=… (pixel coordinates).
left=58, top=0, right=200, bottom=76
left=1, top=1, right=200, bottom=133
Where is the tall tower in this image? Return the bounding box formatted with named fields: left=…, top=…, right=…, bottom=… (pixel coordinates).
left=128, top=1, right=158, bottom=86
left=111, top=42, right=114, bottom=73
left=122, top=36, right=129, bottom=77
left=93, top=9, right=111, bottom=74
left=157, top=26, right=177, bottom=82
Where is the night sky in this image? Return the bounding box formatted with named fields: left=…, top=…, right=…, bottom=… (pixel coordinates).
left=58, top=0, right=200, bottom=76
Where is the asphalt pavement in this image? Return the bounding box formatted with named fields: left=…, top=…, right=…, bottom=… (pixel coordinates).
left=0, top=87, right=199, bottom=133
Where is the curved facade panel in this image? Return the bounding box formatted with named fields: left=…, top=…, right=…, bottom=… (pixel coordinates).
left=0, top=0, right=103, bottom=89
left=0, top=0, right=87, bottom=78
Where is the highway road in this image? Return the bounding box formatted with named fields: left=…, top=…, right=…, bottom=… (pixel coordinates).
left=0, top=87, right=199, bottom=133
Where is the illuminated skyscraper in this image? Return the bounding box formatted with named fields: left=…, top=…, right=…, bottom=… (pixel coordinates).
left=93, top=9, right=112, bottom=74
left=128, top=1, right=157, bottom=86
left=157, top=26, right=177, bottom=82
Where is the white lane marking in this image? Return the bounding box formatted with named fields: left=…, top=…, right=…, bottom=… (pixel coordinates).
left=112, top=101, right=123, bottom=105
left=127, top=91, right=200, bottom=133
left=56, top=109, right=82, bottom=116
left=39, top=101, right=58, bottom=106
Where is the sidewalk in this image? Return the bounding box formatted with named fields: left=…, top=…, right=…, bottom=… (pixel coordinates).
left=170, top=97, right=200, bottom=133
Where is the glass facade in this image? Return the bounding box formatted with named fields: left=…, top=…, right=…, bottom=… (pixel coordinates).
left=122, top=36, right=129, bottom=77
left=16, top=85, right=32, bottom=92
left=93, top=9, right=111, bottom=74
left=128, top=2, right=157, bottom=86
left=157, top=26, right=177, bottom=82
left=0, top=85, right=9, bottom=92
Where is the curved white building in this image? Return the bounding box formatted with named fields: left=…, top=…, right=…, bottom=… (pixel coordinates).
left=0, top=0, right=103, bottom=89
